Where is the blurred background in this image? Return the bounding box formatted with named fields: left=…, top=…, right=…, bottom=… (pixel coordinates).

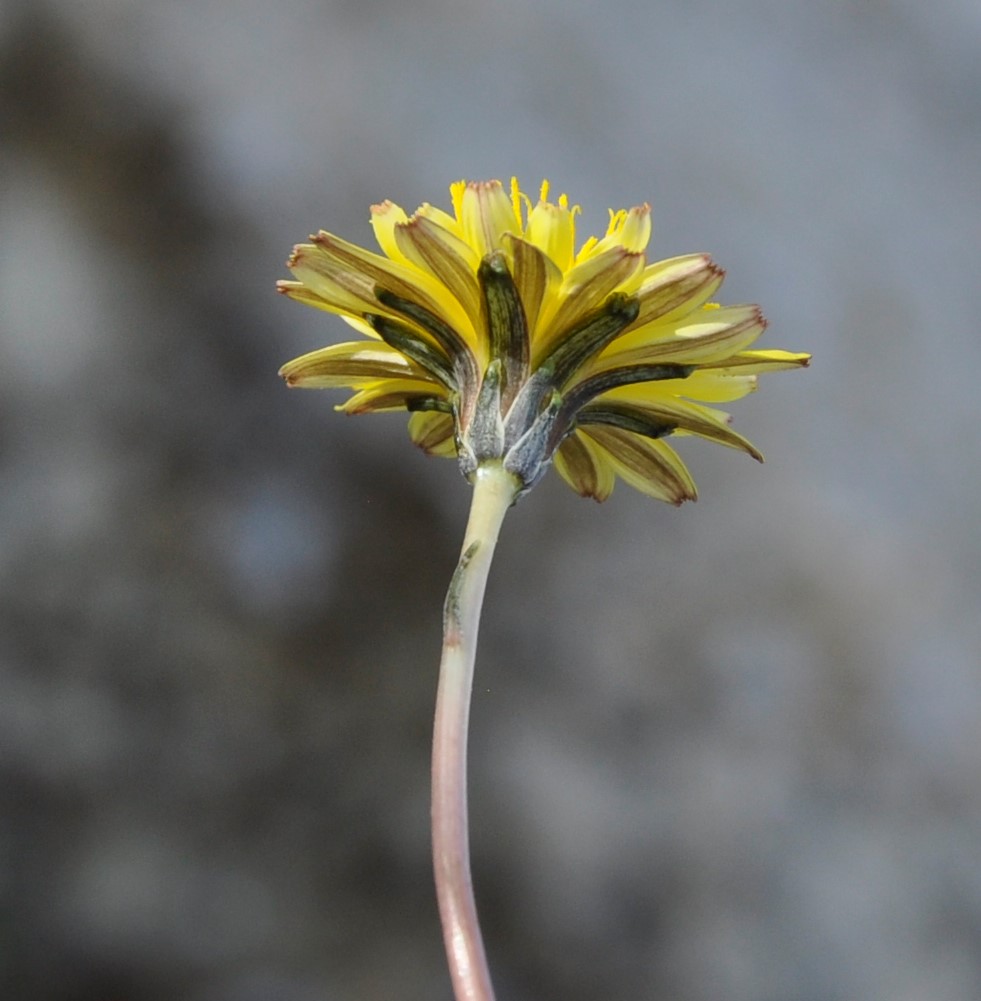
left=2, top=0, right=979, bottom=999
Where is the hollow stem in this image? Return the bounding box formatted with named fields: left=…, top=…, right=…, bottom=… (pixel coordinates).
left=432, top=461, right=519, bottom=1001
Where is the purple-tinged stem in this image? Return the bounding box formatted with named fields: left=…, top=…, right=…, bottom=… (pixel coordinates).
left=432, top=462, right=518, bottom=1001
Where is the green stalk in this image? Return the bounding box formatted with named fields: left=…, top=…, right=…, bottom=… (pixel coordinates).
left=432, top=461, right=519, bottom=1001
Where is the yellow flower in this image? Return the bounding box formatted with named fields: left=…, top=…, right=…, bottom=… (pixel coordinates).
left=279, top=178, right=809, bottom=503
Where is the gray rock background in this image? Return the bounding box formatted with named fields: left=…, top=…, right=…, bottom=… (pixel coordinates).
left=2, top=1, right=979, bottom=999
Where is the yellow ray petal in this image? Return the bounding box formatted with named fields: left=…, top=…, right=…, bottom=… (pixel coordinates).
left=407, top=410, right=457, bottom=457
left=416, top=201, right=465, bottom=238
left=588, top=394, right=763, bottom=460
left=584, top=426, right=697, bottom=504
left=588, top=203, right=652, bottom=257
left=554, top=430, right=616, bottom=501
left=535, top=247, right=645, bottom=359
left=675, top=370, right=757, bottom=402
left=525, top=194, right=578, bottom=271
left=370, top=200, right=412, bottom=265
left=615, top=203, right=652, bottom=253
left=277, top=277, right=372, bottom=320
left=292, top=232, right=475, bottom=344
left=338, top=379, right=451, bottom=414
left=458, top=180, right=521, bottom=257
left=279, top=342, right=432, bottom=389
left=394, top=215, right=482, bottom=327
left=604, top=368, right=759, bottom=403
left=341, top=314, right=382, bottom=339
left=502, top=234, right=562, bottom=343
left=597, top=305, right=766, bottom=368
left=698, top=349, right=811, bottom=374
left=628, top=254, right=726, bottom=330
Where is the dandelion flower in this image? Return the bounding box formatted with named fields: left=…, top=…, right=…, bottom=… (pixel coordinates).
left=277, top=179, right=809, bottom=1001
left=279, top=178, right=809, bottom=504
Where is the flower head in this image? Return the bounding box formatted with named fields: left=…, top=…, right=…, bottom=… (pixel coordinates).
left=279, top=178, right=809, bottom=503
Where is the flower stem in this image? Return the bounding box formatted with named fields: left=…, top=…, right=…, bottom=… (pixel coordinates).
left=433, top=462, right=519, bottom=1001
